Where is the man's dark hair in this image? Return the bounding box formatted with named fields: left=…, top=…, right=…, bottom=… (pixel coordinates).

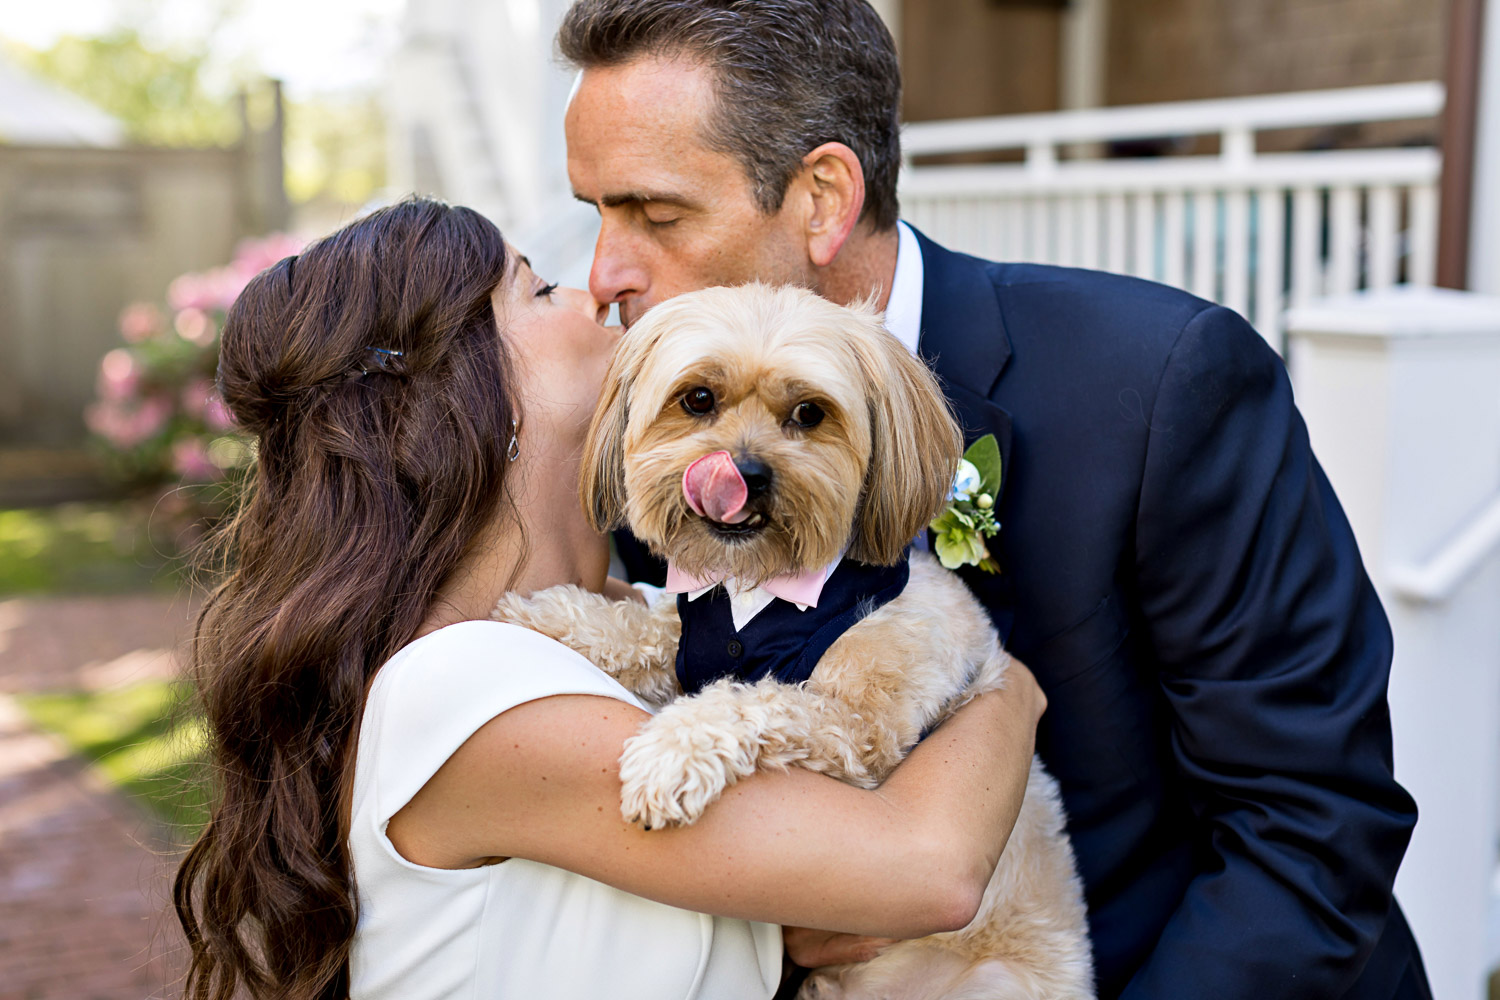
left=559, top=0, right=902, bottom=231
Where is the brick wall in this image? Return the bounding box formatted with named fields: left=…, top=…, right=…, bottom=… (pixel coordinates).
left=900, top=0, right=1446, bottom=123
left=902, top=0, right=1062, bottom=121
left=1104, top=0, right=1447, bottom=106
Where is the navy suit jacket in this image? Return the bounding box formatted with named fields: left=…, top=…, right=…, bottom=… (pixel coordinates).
left=615, top=231, right=1428, bottom=998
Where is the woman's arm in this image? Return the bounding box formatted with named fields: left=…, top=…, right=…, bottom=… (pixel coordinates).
left=388, top=661, right=1045, bottom=938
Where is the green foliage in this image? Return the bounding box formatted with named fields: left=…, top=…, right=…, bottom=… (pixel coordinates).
left=17, top=680, right=209, bottom=840
left=286, top=93, right=387, bottom=208
left=4, top=29, right=241, bottom=148
left=0, top=504, right=179, bottom=596
left=6, top=26, right=386, bottom=210
left=930, top=434, right=1004, bottom=573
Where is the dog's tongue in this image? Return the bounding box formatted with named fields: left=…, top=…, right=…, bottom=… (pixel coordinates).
left=683, top=451, right=750, bottom=524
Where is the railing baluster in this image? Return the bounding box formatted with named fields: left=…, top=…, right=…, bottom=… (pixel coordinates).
left=1328, top=185, right=1359, bottom=294
left=1224, top=188, right=1251, bottom=316
left=1409, top=183, right=1438, bottom=287
left=1001, top=198, right=1025, bottom=262
left=982, top=198, right=1004, bottom=262
left=1291, top=186, right=1321, bottom=307
left=1028, top=196, right=1052, bottom=263
left=1132, top=193, right=1157, bottom=281
left=1367, top=185, right=1399, bottom=291
left=1254, top=186, right=1286, bottom=350
left=1192, top=190, right=1218, bottom=301
left=1162, top=191, right=1187, bottom=290
left=1080, top=195, right=1102, bottom=271
left=1056, top=196, right=1078, bottom=267
left=1106, top=193, right=1128, bottom=274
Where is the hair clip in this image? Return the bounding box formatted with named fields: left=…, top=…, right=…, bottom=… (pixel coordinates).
left=357, top=346, right=406, bottom=376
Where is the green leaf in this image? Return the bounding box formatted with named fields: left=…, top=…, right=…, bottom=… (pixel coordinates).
left=963, top=434, right=1003, bottom=497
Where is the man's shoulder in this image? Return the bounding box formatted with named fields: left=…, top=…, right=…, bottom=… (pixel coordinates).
left=980, top=257, right=1213, bottom=346
left=919, top=233, right=1211, bottom=344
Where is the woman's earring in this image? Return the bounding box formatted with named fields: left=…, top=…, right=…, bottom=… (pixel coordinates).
left=507, top=418, right=520, bottom=463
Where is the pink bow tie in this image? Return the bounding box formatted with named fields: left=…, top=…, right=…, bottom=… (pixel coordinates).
left=663, top=562, right=833, bottom=608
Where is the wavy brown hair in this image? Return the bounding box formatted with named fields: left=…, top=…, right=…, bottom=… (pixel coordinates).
left=172, top=198, right=516, bottom=1000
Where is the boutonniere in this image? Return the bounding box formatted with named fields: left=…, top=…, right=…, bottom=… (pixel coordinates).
left=931, top=433, right=1002, bottom=573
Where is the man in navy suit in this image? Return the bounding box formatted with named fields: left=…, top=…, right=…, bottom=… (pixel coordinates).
left=559, top=1, right=1429, bottom=996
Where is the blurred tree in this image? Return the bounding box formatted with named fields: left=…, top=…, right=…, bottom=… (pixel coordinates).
left=285, top=92, right=387, bottom=212
left=3, top=29, right=241, bottom=147
left=5, top=26, right=386, bottom=214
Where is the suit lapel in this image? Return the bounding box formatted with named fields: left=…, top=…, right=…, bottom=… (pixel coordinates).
left=910, top=228, right=1014, bottom=500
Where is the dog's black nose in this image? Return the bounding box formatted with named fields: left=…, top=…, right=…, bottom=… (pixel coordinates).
left=735, top=457, right=773, bottom=498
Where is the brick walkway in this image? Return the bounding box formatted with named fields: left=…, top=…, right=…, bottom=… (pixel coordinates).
left=0, top=595, right=199, bottom=1000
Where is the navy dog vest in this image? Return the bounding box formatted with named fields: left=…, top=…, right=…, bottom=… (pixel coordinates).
left=674, top=556, right=910, bottom=694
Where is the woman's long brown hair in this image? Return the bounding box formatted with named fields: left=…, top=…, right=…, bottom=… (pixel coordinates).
left=173, top=198, right=516, bottom=1000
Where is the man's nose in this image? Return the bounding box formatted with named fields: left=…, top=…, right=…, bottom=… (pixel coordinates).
left=589, top=225, right=648, bottom=308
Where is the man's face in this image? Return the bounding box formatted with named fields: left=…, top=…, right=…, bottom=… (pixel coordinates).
left=566, top=57, right=815, bottom=327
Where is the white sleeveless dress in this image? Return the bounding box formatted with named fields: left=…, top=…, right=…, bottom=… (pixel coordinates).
left=348, top=620, right=783, bottom=999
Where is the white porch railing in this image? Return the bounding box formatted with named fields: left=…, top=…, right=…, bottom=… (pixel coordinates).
left=899, top=83, right=1445, bottom=351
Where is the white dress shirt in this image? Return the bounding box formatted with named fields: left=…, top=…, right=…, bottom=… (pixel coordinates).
left=883, top=220, right=925, bottom=359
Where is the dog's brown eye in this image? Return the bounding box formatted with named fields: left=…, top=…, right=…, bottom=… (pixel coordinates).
left=681, top=386, right=716, bottom=416
left=791, top=401, right=825, bottom=429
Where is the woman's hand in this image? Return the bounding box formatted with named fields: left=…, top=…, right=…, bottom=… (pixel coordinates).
left=783, top=926, right=899, bottom=967
left=600, top=575, right=647, bottom=603
left=1004, top=656, right=1047, bottom=726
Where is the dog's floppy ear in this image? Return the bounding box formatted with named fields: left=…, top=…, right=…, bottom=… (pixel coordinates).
left=847, top=317, right=963, bottom=565
left=579, top=344, right=635, bottom=533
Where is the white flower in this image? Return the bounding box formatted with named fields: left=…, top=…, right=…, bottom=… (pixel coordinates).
left=950, top=459, right=981, bottom=500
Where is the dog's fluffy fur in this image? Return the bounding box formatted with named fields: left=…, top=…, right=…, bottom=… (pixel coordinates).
left=494, top=284, right=1094, bottom=999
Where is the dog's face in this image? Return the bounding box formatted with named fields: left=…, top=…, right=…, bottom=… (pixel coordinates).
left=581, top=284, right=962, bottom=583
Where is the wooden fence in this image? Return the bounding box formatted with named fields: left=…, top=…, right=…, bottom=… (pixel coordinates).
left=0, top=138, right=282, bottom=453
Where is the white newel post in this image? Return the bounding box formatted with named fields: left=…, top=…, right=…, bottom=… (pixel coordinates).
left=1470, top=0, right=1500, bottom=295
left=1286, top=289, right=1500, bottom=1000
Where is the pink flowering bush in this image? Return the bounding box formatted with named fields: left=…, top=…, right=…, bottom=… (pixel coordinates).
left=86, top=233, right=304, bottom=499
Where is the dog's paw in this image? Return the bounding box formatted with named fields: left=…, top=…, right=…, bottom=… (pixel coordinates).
left=618, top=710, right=753, bottom=829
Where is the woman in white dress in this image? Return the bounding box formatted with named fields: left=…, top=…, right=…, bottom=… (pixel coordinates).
left=173, top=198, right=1045, bottom=1000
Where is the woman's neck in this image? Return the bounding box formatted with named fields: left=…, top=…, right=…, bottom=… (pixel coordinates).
left=417, top=426, right=610, bottom=637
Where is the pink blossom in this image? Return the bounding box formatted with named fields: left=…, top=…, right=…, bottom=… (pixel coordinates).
left=233, top=233, right=307, bottom=275
left=97, top=349, right=141, bottom=402
left=172, top=436, right=220, bottom=481
left=118, top=303, right=164, bottom=343
left=85, top=395, right=172, bottom=449
left=167, top=274, right=212, bottom=313
left=166, top=233, right=307, bottom=315
left=203, top=392, right=236, bottom=432
left=180, top=379, right=211, bottom=419
left=174, top=307, right=216, bottom=346
left=181, top=380, right=237, bottom=431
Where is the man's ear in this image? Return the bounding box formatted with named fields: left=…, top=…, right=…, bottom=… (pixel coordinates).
left=799, top=142, right=866, bottom=268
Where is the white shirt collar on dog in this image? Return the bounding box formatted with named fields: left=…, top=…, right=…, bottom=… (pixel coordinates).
left=683, top=558, right=843, bottom=632
left=883, top=221, right=925, bottom=359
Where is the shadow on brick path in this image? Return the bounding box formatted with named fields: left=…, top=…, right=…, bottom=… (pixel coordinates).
left=0, top=594, right=201, bottom=1000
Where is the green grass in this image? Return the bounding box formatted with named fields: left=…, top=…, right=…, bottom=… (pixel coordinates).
left=17, top=680, right=210, bottom=840
left=0, top=502, right=183, bottom=595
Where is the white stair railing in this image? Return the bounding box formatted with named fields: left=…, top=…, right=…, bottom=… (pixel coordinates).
left=900, top=83, right=1445, bottom=352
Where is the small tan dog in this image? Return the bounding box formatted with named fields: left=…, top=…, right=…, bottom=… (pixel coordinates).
left=495, top=284, right=1093, bottom=999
